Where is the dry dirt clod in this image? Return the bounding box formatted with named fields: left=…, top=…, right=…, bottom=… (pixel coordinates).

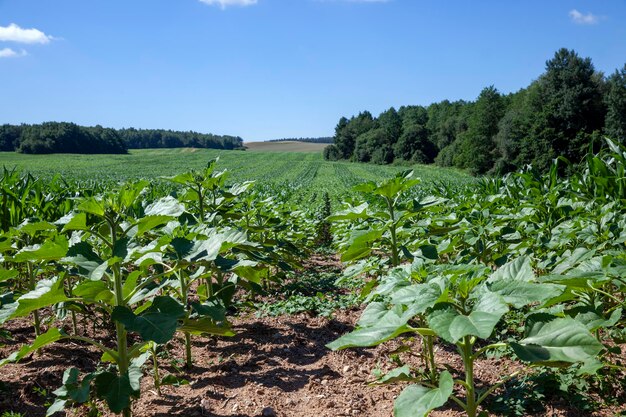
left=200, top=398, right=211, bottom=411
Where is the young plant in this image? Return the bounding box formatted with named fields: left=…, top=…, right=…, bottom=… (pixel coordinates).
left=0, top=182, right=186, bottom=416
left=328, top=257, right=603, bottom=417
left=330, top=170, right=442, bottom=267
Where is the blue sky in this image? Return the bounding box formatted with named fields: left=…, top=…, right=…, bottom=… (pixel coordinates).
left=1, top=0, right=625, bottom=141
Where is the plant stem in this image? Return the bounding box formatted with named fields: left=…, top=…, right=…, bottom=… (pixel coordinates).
left=185, top=332, right=193, bottom=370
left=461, top=336, right=477, bottom=417
left=27, top=263, right=41, bottom=338
left=424, top=335, right=437, bottom=385
left=178, top=269, right=194, bottom=369
left=71, top=310, right=78, bottom=335
left=111, top=218, right=131, bottom=417
left=151, top=346, right=161, bottom=395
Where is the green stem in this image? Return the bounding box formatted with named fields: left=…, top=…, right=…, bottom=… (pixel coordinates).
left=27, top=263, right=41, bottom=338
left=196, top=186, right=205, bottom=221
left=184, top=332, right=193, bottom=370
left=461, top=336, right=477, bottom=417
left=178, top=269, right=193, bottom=370
left=425, top=335, right=437, bottom=385
left=65, top=335, right=118, bottom=361
left=151, top=346, right=162, bottom=395
left=71, top=310, right=78, bottom=335
left=110, top=218, right=131, bottom=417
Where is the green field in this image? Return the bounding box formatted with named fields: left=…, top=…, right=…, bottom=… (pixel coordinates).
left=243, top=140, right=329, bottom=152
left=0, top=148, right=471, bottom=198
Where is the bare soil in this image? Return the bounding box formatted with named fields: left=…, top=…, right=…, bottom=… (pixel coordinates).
left=0, top=255, right=624, bottom=417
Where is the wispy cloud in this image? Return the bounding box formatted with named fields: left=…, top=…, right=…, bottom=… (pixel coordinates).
left=198, top=0, right=257, bottom=8
left=0, top=47, right=27, bottom=58
left=0, top=23, right=53, bottom=44
left=569, top=9, right=600, bottom=25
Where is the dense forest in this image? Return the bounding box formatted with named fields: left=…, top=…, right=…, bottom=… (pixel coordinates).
left=324, top=48, right=626, bottom=174
left=269, top=137, right=334, bottom=143
left=0, top=123, right=244, bottom=154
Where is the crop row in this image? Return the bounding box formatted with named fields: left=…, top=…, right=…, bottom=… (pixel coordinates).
left=327, top=139, right=626, bottom=416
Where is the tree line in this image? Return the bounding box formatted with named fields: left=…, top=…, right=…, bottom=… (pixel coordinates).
left=324, top=48, right=626, bottom=175
left=0, top=122, right=244, bottom=154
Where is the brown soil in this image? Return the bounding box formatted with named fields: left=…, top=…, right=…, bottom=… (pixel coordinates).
left=0, top=255, right=624, bottom=417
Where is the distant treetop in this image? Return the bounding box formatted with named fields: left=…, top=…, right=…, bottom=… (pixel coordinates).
left=0, top=122, right=244, bottom=154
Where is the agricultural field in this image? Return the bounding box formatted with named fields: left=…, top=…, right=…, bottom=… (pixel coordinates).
left=243, top=141, right=329, bottom=153
left=0, top=149, right=470, bottom=200
left=0, top=142, right=625, bottom=417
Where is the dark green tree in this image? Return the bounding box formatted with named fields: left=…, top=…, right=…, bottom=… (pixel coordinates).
left=605, top=64, right=626, bottom=142
left=377, top=107, right=403, bottom=145
left=393, top=124, right=437, bottom=163
left=453, top=86, right=505, bottom=174
left=537, top=48, right=605, bottom=165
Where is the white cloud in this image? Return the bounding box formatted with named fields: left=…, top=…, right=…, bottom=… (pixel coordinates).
left=0, top=23, right=53, bottom=44
left=569, top=9, right=599, bottom=25
left=199, top=0, right=258, bottom=8
left=0, top=47, right=27, bottom=58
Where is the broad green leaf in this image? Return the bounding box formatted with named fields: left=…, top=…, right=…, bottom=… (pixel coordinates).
left=73, top=281, right=114, bottom=303
left=51, top=367, right=95, bottom=408
left=77, top=198, right=105, bottom=217
left=129, top=351, right=150, bottom=392
left=144, top=196, right=185, bottom=217
left=135, top=215, right=173, bottom=237
left=327, top=309, right=415, bottom=350
left=427, top=305, right=458, bottom=343
left=511, top=317, right=603, bottom=364
left=394, top=371, right=453, bottom=417
left=428, top=293, right=508, bottom=343
left=357, top=302, right=390, bottom=327
left=178, top=317, right=235, bottom=336
left=17, top=220, right=56, bottom=236
left=391, top=282, right=443, bottom=313
left=1, top=327, right=66, bottom=366
left=416, top=245, right=438, bottom=260
left=327, top=203, right=369, bottom=221
left=191, top=300, right=227, bottom=322
left=163, top=172, right=195, bottom=186
left=566, top=306, right=622, bottom=332
left=341, top=229, right=384, bottom=263
left=0, top=268, right=18, bottom=282
left=46, top=399, right=68, bottom=416
left=59, top=212, right=88, bottom=232
left=488, top=280, right=563, bottom=308
left=448, top=292, right=508, bottom=342
left=122, top=270, right=142, bottom=299
left=488, top=256, right=534, bottom=283
left=112, top=296, right=185, bottom=344
left=0, top=277, right=68, bottom=323
left=63, top=241, right=103, bottom=276
left=94, top=371, right=133, bottom=413
left=184, top=235, right=224, bottom=262
left=233, top=265, right=267, bottom=284
left=552, top=248, right=596, bottom=274
left=160, top=374, right=189, bottom=386
left=13, top=235, right=68, bottom=262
